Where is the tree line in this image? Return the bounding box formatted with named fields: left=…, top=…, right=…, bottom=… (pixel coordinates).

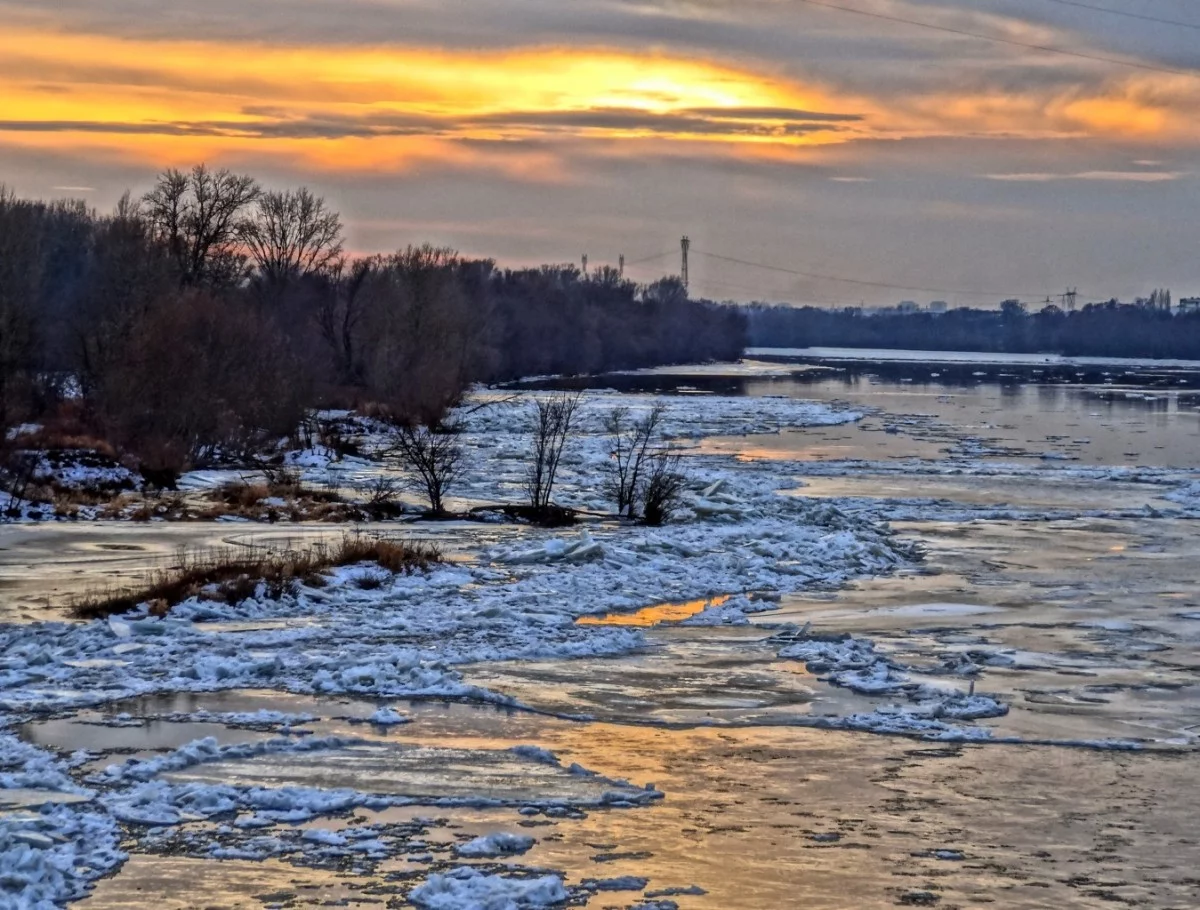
left=0, top=166, right=746, bottom=480
left=745, top=300, right=1200, bottom=359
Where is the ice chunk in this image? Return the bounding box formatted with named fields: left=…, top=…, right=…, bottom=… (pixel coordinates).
left=410, top=867, right=567, bottom=909
left=455, top=831, right=535, bottom=857
left=368, top=707, right=410, bottom=726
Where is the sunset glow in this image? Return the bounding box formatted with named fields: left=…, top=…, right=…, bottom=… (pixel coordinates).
left=1, top=0, right=1196, bottom=302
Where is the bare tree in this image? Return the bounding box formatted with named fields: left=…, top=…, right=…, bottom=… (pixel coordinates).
left=640, top=449, right=687, bottom=526
left=241, top=188, right=343, bottom=285
left=317, top=257, right=372, bottom=386
left=525, top=393, right=581, bottom=511
left=603, top=403, right=666, bottom=518
left=388, top=423, right=464, bottom=515
left=0, top=186, right=39, bottom=436
left=96, top=290, right=306, bottom=482
left=143, top=165, right=260, bottom=287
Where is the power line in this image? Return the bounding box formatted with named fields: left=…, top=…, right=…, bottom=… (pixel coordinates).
left=693, top=248, right=1056, bottom=299
left=690, top=275, right=858, bottom=306
left=791, top=0, right=1194, bottom=76
left=1038, top=0, right=1200, bottom=32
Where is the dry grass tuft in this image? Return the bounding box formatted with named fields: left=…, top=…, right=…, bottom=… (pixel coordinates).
left=200, top=478, right=347, bottom=521
left=71, top=534, right=442, bottom=620
left=213, top=481, right=271, bottom=510
left=13, top=426, right=120, bottom=461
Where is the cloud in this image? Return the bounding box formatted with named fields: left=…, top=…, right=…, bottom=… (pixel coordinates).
left=984, top=170, right=1184, bottom=182
left=0, top=0, right=1197, bottom=301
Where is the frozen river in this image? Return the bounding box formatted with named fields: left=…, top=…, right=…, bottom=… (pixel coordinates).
left=3, top=352, right=1199, bottom=908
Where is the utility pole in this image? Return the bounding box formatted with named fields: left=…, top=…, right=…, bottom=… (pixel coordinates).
left=681, top=235, right=690, bottom=290
left=618, top=254, right=625, bottom=279
left=581, top=253, right=588, bottom=276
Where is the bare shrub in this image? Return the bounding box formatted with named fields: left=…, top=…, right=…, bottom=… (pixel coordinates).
left=72, top=534, right=441, bottom=619
left=0, top=450, right=39, bottom=517
left=13, top=425, right=119, bottom=461
left=206, top=472, right=344, bottom=521
left=95, top=290, right=308, bottom=482
left=316, top=419, right=362, bottom=459
left=640, top=450, right=688, bottom=526
left=361, top=473, right=404, bottom=518
left=290, top=412, right=362, bottom=460
left=526, top=393, right=581, bottom=511
left=603, top=403, right=666, bottom=518
left=387, top=423, right=464, bottom=515
left=213, top=481, right=271, bottom=510
left=257, top=463, right=303, bottom=491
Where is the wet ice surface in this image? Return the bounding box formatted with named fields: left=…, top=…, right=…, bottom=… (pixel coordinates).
left=71, top=704, right=1200, bottom=910
left=4, top=356, right=1200, bottom=907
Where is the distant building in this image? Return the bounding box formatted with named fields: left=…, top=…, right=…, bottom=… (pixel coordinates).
left=897, top=300, right=920, bottom=314
left=928, top=300, right=948, bottom=314
left=1178, top=298, right=1200, bottom=315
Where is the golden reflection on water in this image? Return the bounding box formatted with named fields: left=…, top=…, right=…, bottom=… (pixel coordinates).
left=577, top=595, right=732, bottom=626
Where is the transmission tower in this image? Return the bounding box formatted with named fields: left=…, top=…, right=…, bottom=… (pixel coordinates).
left=680, top=236, right=690, bottom=290
left=1062, top=287, right=1077, bottom=311
left=581, top=253, right=588, bottom=276
left=619, top=254, right=625, bottom=279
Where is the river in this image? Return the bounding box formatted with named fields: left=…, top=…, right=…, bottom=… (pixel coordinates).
left=3, top=349, right=1198, bottom=908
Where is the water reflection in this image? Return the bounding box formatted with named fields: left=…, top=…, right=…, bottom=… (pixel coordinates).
left=517, top=353, right=1200, bottom=468
left=578, top=595, right=732, bottom=626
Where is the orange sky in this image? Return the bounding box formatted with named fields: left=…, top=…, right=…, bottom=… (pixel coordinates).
left=1, top=0, right=1197, bottom=303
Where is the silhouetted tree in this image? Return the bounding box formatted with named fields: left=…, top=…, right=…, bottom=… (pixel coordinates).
left=640, top=449, right=687, bottom=526
left=388, top=423, right=465, bottom=515
left=95, top=291, right=306, bottom=481
left=603, top=403, right=666, bottom=519
left=526, top=393, right=581, bottom=511
left=143, top=165, right=260, bottom=287
left=241, top=188, right=344, bottom=286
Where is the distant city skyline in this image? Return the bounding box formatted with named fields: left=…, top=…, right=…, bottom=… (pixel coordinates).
left=1, top=0, right=1197, bottom=305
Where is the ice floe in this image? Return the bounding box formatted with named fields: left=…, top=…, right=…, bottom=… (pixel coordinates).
left=410, top=867, right=567, bottom=909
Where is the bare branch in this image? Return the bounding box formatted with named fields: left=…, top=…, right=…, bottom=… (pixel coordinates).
left=143, top=164, right=259, bottom=287
left=388, top=423, right=465, bottom=515
left=525, top=392, right=581, bottom=510
left=241, top=187, right=344, bottom=285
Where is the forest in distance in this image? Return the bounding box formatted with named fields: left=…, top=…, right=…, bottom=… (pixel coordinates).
left=5, top=162, right=1197, bottom=489
left=746, top=298, right=1200, bottom=360
left=0, top=166, right=746, bottom=480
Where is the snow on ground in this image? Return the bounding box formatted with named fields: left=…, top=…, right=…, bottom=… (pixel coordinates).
left=0, top=390, right=914, bottom=905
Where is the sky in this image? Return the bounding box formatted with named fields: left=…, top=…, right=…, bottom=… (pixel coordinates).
left=1, top=0, right=1197, bottom=306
